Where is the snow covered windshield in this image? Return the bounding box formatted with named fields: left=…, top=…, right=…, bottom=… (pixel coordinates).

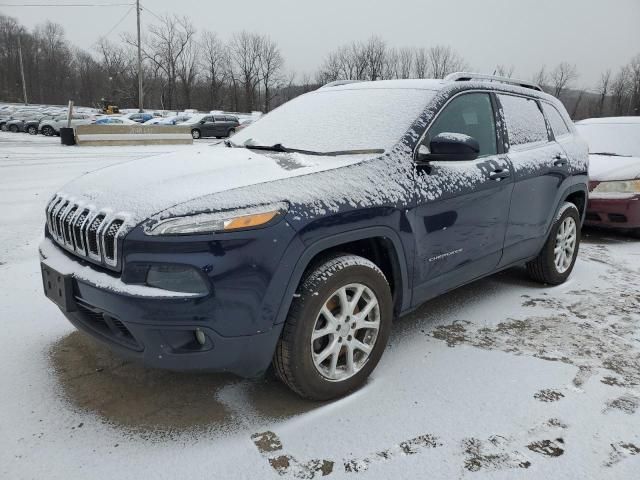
left=231, top=87, right=437, bottom=153
left=576, top=123, right=640, bottom=157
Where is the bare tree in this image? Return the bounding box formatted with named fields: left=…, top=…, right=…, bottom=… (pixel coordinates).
left=125, top=14, right=196, bottom=109
left=495, top=64, right=515, bottom=78
left=363, top=36, right=386, bottom=81
left=397, top=47, right=413, bottom=79
left=258, top=35, right=284, bottom=112
left=382, top=47, right=399, bottom=80
left=550, top=62, right=578, bottom=98
left=532, top=65, right=548, bottom=90
left=427, top=45, right=467, bottom=79
left=610, top=66, right=631, bottom=115
left=596, top=69, right=611, bottom=116
left=414, top=47, right=429, bottom=78
left=201, top=31, right=229, bottom=110
left=228, top=31, right=262, bottom=111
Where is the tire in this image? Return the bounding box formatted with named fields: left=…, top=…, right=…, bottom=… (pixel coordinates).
left=191, top=129, right=201, bottom=139
left=526, top=202, right=581, bottom=285
left=9, top=124, right=18, bottom=133
left=273, top=254, right=393, bottom=400
left=227, top=128, right=236, bottom=137
left=0, top=123, right=7, bottom=131
left=28, top=126, right=37, bottom=135
left=42, top=126, right=55, bottom=136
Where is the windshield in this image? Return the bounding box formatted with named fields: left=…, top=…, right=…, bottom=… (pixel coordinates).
left=231, top=87, right=437, bottom=152
left=576, top=122, right=640, bottom=157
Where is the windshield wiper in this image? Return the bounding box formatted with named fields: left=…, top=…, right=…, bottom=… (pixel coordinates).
left=244, top=143, right=385, bottom=156
left=590, top=152, right=632, bottom=157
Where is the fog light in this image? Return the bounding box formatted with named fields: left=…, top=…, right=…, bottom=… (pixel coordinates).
left=146, top=264, right=209, bottom=295
left=195, top=328, right=206, bottom=345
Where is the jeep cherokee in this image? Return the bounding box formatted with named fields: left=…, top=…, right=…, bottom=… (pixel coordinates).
left=40, top=73, right=589, bottom=400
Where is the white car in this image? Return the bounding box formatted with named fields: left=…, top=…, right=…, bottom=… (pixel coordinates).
left=39, top=114, right=94, bottom=136
left=94, top=116, right=138, bottom=125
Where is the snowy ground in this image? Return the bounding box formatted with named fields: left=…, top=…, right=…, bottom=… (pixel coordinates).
left=1, top=131, right=639, bottom=479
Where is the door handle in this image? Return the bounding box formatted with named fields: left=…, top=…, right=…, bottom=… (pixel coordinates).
left=554, top=154, right=568, bottom=167
left=489, top=169, right=510, bottom=181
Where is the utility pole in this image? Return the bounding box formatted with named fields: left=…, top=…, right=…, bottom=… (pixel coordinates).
left=136, top=0, right=143, bottom=112
left=17, top=31, right=28, bottom=105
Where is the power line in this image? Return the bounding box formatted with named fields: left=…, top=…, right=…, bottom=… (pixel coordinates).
left=99, top=3, right=135, bottom=40
left=0, top=2, right=133, bottom=6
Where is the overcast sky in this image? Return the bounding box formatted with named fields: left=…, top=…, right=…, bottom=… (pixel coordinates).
left=3, top=0, right=639, bottom=87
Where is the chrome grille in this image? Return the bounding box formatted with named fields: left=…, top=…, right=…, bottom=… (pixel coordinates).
left=45, top=194, right=128, bottom=270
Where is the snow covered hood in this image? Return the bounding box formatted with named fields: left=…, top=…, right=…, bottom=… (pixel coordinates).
left=56, top=144, right=372, bottom=225
left=588, top=154, right=640, bottom=181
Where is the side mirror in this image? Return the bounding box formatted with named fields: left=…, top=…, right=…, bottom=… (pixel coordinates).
left=417, top=132, right=480, bottom=164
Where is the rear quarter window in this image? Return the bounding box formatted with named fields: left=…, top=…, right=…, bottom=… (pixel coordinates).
left=498, top=94, right=549, bottom=149
left=541, top=103, right=571, bottom=138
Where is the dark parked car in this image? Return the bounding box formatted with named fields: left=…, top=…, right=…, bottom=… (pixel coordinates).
left=125, top=112, right=154, bottom=123
left=576, top=117, right=640, bottom=237
left=183, top=114, right=240, bottom=139
left=40, top=74, right=588, bottom=400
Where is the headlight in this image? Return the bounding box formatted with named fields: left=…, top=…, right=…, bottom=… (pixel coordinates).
left=592, top=180, right=640, bottom=194
left=145, top=203, right=287, bottom=235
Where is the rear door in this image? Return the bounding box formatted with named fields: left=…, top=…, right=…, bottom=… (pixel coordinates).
left=201, top=116, right=215, bottom=136
left=497, top=93, right=570, bottom=265
left=411, top=91, right=514, bottom=304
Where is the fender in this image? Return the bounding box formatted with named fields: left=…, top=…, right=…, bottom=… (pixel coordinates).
left=273, top=225, right=411, bottom=326
left=547, top=175, right=589, bottom=235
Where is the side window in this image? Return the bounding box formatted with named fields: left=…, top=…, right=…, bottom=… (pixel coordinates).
left=541, top=103, right=570, bottom=138
left=498, top=94, right=548, bottom=148
left=424, top=93, right=497, bottom=157
left=214, top=115, right=226, bottom=122
left=204, top=116, right=214, bottom=123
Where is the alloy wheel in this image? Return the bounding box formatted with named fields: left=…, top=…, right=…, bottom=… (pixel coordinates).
left=554, top=216, right=577, bottom=273
left=311, top=283, right=380, bottom=382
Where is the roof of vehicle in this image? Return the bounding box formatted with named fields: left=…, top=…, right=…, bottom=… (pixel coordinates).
left=576, top=117, right=640, bottom=125
left=323, top=79, right=445, bottom=91
left=320, top=73, right=544, bottom=94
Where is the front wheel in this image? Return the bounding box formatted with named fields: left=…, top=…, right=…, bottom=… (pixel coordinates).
left=191, top=129, right=201, bottom=139
left=273, top=254, right=393, bottom=400
left=9, top=124, right=18, bottom=132
left=42, top=126, right=55, bottom=136
left=27, top=126, right=38, bottom=135
left=526, top=202, right=581, bottom=285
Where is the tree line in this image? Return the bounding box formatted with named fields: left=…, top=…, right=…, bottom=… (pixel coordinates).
left=1, top=11, right=639, bottom=118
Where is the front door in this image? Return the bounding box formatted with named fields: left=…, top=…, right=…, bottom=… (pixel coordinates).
left=411, top=92, right=514, bottom=304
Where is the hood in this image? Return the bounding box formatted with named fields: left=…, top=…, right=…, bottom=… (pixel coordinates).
left=57, top=144, right=370, bottom=225
left=589, top=154, right=640, bottom=181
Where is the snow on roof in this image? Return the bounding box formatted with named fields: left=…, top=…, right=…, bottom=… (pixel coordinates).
left=576, top=116, right=640, bottom=125
left=325, top=79, right=445, bottom=91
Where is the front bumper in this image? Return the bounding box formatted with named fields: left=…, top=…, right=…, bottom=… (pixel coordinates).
left=39, top=210, right=301, bottom=376
left=585, top=194, right=640, bottom=230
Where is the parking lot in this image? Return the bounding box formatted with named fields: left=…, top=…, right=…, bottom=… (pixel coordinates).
left=1, top=131, right=639, bottom=479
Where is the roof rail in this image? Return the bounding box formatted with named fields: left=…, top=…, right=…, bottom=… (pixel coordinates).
left=320, top=80, right=364, bottom=89
left=444, top=72, right=543, bottom=92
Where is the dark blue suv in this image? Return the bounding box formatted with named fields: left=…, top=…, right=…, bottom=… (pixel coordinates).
left=40, top=73, right=589, bottom=400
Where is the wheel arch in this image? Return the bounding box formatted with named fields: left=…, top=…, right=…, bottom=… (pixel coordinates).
left=274, top=226, right=411, bottom=326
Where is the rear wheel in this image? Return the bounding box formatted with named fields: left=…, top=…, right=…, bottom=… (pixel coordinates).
left=273, top=254, right=393, bottom=400
left=0, top=123, right=7, bottom=131
left=526, top=202, right=581, bottom=285
left=191, top=129, right=201, bottom=139
left=227, top=128, right=236, bottom=137
left=42, top=126, right=55, bottom=136
left=9, top=124, right=18, bottom=133
left=27, top=125, right=38, bottom=135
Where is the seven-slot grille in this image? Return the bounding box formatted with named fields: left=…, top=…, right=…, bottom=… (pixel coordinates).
left=46, top=195, right=127, bottom=270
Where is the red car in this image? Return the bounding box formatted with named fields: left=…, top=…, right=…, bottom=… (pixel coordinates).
left=576, top=117, right=640, bottom=237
